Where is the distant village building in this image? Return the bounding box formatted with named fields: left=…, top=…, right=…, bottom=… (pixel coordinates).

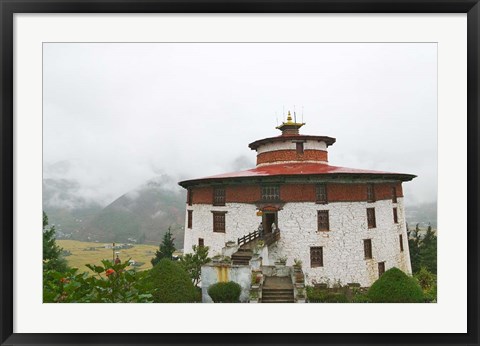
left=179, top=112, right=415, bottom=287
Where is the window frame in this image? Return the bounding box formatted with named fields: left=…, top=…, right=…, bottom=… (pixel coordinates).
left=261, top=185, right=280, bottom=201
left=393, top=207, right=398, bottom=224
left=187, top=210, right=193, bottom=229
left=364, top=239, right=373, bottom=259
left=378, top=261, right=386, bottom=277
left=391, top=186, right=398, bottom=203
left=399, top=234, right=404, bottom=252
left=367, top=183, right=375, bottom=203
left=367, top=207, right=376, bottom=229
left=213, top=186, right=226, bottom=206
left=212, top=211, right=227, bottom=233
left=296, top=141, right=304, bottom=154
left=187, top=188, right=193, bottom=206
left=315, top=183, right=328, bottom=204
left=317, top=210, right=330, bottom=232
left=310, top=246, right=324, bottom=268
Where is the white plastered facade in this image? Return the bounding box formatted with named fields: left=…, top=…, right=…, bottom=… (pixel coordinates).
left=184, top=197, right=411, bottom=287
left=255, top=139, right=328, bottom=154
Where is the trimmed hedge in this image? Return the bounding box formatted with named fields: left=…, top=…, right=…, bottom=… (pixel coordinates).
left=149, top=258, right=197, bottom=303
left=306, top=287, right=348, bottom=303
left=208, top=281, right=242, bottom=303
left=368, top=267, right=424, bottom=303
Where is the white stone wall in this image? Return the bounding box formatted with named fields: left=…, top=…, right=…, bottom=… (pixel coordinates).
left=256, top=140, right=327, bottom=154
left=267, top=198, right=411, bottom=287
left=184, top=198, right=412, bottom=287
left=183, top=203, right=261, bottom=256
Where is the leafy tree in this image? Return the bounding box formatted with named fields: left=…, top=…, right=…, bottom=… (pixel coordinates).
left=43, top=212, right=68, bottom=272
left=149, top=258, right=197, bottom=303
left=151, top=227, right=176, bottom=266
left=180, top=245, right=211, bottom=286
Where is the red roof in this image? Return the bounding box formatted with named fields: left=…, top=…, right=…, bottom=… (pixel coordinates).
left=179, top=162, right=416, bottom=187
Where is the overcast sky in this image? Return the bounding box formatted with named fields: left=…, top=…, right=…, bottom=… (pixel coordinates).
left=43, top=43, right=437, bottom=207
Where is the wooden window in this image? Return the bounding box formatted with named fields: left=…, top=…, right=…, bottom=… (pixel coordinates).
left=198, top=238, right=204, bottom=248
left=367, top=208, right=376, bottom=228
left=296, top=142, right=304, bottom=154
left=317, top=210, right=330, bottom=232
left=261, top=185, right=280, bottom=201
left=393, top=207, right=398, bottom=223
left=212, top=211, right=226, bottom=233
left=316, top=184, right=328, bottom=204
left=378, top=262, right=385, bottom=277
left=367, top=183, right=375, bottom=203
left=364, top=239, right=373, bottom=259
left=187, top=210, right=193, bottom=229
left=310, top=247, right=323, bottom=267
left=213, top=187, right=225, bottom=206
left=391, top=186, right=398, bottom=203
left=187, top=188, right=193, bottom=206
left=399, top=234, right=404, bottom=252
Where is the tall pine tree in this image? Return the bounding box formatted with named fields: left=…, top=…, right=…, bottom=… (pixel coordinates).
left=151, top=227, right=176, bottom=266
left=43, top=212, right=68, bottom=272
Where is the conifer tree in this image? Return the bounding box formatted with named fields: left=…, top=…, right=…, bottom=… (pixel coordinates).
left=43, top=212, right=68, bottom=272
left=151, top=227, right=176, bottom=266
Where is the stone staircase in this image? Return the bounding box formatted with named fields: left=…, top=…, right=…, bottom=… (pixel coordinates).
left=231, top=248, right=253, bottom=265
left=231, top=228, right=281, bottom=266
left=261, top=276, right=294, bottom=303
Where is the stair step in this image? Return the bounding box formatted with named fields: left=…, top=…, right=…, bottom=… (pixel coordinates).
left=262, top=293, right=293, bottom=297
left=262, top=299, right=295, bottom=303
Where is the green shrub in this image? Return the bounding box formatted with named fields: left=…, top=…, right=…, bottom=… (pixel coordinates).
left=368, top=267, right=424, bottom=303
left=149, top=258, right=197, bottom=303
left=414, top=267, right=436, bottom=290
left=414, top=267, right=437, bottom=303
left=423, top=284, right=437, bottom=303
left=323, top=292, right=348, bottom=303
left=306, top=286, right=347, bottom=303
left=207, top=281, right=242, bottom=303
left=351, top=293, right=370, bottom=303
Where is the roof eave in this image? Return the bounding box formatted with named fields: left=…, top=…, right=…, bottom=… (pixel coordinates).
left=178, top=172, right=416, bottom=189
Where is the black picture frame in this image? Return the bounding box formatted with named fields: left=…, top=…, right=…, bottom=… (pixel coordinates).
left=1, top=1, right=479, bottom=345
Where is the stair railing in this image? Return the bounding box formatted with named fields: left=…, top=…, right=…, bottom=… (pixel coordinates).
left=264, top=228, right=281, bottom=246
left=238, top=227, right=281, bottom=247
left=237, top=229, right=260, bottom=247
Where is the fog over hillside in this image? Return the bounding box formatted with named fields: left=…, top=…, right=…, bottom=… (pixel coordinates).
left=44, top=159, right=437, bottom=247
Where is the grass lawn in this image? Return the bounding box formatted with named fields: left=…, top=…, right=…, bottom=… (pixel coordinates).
left=57, top=240, right=162, bottom=274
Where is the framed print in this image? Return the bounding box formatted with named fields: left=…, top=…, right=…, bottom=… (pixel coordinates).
left=1, top=1, right=479, bottom=345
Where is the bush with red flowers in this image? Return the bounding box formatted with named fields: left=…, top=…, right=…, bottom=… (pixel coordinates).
left=43, top=260, right=153, bottom=303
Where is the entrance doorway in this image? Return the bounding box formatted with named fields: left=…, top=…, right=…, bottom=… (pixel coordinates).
left=263, top=212, right=278, bottom=234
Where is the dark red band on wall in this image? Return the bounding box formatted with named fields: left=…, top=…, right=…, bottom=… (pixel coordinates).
left=190, top=182, right=404, bottom=204
left=256, top=149, right=328, bottom=165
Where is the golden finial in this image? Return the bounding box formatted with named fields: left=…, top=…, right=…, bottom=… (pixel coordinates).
left=287, top=110, right=293, bottom=123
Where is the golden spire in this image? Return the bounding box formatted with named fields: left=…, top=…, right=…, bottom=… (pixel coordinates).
left=286, top=111, right=293, bottom=123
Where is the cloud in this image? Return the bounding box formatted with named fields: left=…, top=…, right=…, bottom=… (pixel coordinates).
left=43, top=43, right=437, bottom=207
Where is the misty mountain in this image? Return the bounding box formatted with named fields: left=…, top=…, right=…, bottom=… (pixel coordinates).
left=43, top=178, right=104, bottom=238
left=405, top=201, right=437, bottom=229
left=84, top=178, right=186, bottom=247
left=43, top=176, right=187, bottom=248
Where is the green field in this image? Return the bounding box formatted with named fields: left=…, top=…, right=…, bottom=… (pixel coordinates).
left=57, top=240, right=166, bottom=274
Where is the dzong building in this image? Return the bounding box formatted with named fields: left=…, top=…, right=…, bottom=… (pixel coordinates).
left=179, top=112, right=415, bottom=287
